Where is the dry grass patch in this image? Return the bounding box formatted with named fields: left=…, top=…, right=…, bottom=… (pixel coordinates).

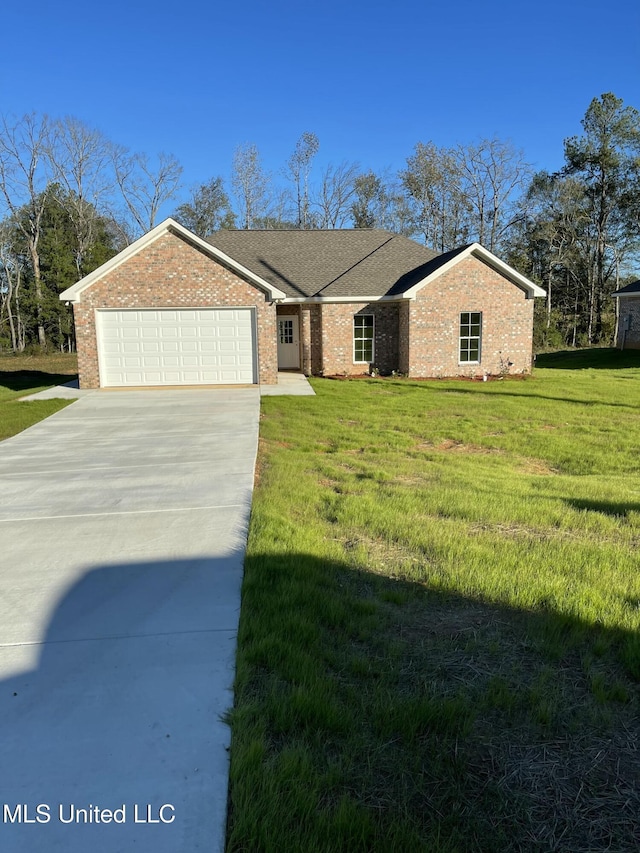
left=520, top=458, right=560, bottom=475
left=0, top=351, right=77, bottom=375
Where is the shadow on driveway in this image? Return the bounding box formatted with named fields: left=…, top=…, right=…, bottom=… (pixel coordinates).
left=1, top=555, right=242, bottom=853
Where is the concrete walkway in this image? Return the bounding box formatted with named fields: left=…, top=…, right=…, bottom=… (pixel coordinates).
left=0, top=389, right=260, bottom=852
left=260, top=372, right=315, bottom=396
left=22, top=371, right=315, bottom=401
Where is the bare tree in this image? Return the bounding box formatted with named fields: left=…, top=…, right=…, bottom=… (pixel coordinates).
left=564, top=93, right=640, bottom=342
left=231, top=143, right=271, bottom=230
left=113, top=148, right=183, bottom=239
left=0, top=113, right=53, bottom=347
left=49, top=116, right=113, bottom=274
left=0, top=220, right=26, bottom=351
left=401, top=142, right=471, bottom=250
left=455, top=138, right=530, bottom=252
left=314, top=161, right=359, bottom=228
left=286, top=132, right=319, bottom=228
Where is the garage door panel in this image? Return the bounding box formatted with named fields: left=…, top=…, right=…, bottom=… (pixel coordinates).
left=97, top=309, right=257, bottom=386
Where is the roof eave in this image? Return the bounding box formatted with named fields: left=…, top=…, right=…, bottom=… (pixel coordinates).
left=281, top=294, right=406, bottom=304
left=59, top=218, right=287, bottom=303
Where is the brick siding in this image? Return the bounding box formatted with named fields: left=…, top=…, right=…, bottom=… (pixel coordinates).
left=75, top=236, right=537, bottom=386
left=309, top=304, right=323, bottom=375
left=616, top=297, right=640, bottom=349
left=73, top=232, right=278, bottom=388
left=406, top=256, right=535, bottom=377
left=318, top=302, right=400, bottom=376
left=302, top=256, right=535, bottom=378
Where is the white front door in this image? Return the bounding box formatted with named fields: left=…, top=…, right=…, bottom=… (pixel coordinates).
left=277, top=316, right=300, bottom=369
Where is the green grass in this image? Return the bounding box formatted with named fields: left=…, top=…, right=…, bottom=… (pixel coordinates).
left=227, top=348, right=640, bottom=852
left=0, top=352, right=78, bottom=440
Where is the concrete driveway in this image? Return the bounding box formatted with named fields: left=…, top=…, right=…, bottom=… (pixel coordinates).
left=0, top=388, right=260, bottom=852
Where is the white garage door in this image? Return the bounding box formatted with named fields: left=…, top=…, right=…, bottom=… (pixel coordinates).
left=97, top=308, right=257, bottom=387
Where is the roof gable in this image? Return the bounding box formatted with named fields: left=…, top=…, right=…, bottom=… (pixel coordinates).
left=400, top=243, right=546, bottom=299
left=59, top=218, right=286, bottom=303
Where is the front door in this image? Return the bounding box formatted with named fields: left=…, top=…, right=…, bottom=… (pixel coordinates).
left=277, top=315, right=300, bottom=369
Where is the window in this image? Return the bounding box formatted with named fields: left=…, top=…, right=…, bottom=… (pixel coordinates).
left=459, top=312, right=482, bottom=363
left=354, top=315, right=374, bottom=363
left=279, top=318, right=294, bottom=344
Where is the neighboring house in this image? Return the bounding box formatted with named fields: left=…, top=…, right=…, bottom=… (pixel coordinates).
left=60, top=218, right=545, bottom=389
left=612, top=281, right=640, bottom=349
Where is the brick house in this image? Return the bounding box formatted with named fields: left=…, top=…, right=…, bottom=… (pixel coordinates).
left=612, top=281, right=640, bottom=349
left=60, top=218, right=545, bottom=389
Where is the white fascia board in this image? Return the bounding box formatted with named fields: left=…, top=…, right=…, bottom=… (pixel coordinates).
left=402, top=243, right=546, bottom=300
left=282, top=295, right=404, bottom=304
left=612, top=291, right=640, bottom=298
left=59, top=218, right=286, bottom=303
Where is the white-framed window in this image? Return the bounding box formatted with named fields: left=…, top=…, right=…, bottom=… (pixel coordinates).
left=459, top=312, right=482, bottom=363
left=354, top=314, right=374, bottom=363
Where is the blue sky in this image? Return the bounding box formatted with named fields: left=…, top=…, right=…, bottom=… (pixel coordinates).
left=1, top=0, right=639, bottom=212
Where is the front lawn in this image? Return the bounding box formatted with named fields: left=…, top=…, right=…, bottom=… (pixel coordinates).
left=0, top=352, right=78, bottom=440
left=228, top=350, right=640, bottom=852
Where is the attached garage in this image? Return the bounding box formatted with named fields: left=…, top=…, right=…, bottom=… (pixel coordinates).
left=97, top=308, right=257, bottom=386
left=60, top=219, right=285, bottom=389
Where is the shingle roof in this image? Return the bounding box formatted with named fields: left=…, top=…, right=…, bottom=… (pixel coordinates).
left=612, top=280, right=640, bottom=296
left=206, top=229, right=440, bottom=298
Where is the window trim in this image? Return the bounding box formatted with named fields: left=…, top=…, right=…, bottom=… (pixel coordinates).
left=459, top=311, right=482, bottom=364
left=353, top=314, right=374, bottom=364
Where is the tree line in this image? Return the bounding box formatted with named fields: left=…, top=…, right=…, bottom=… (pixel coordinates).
left=1, top=93, right=638, bottom=353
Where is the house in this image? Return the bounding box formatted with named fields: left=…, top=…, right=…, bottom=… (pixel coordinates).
left=612, top=281, right=640, bottom=349
left=60, top=218, right=545, bottom=389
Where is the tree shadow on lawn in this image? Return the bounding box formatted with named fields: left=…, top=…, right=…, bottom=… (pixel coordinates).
left=229, top=550, right=640, bottom=852
left=566, top=497, right=640, bottom=518
left=2, top=551, right=639, bottom=852
left=0, top=370, right=79, bottom=394
left=536, top=349, right=640, bottom=370
left=435, top=384, right=639, bottom=410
